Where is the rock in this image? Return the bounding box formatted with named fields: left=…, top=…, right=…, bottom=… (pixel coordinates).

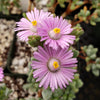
left=0, top=19, right=15, bottom=68
left=13, top=91, right=18, bottom=98
left=19, top=58, right=26, bottom=66
left=12, top=58, right=19, bottom=65
left=16, top=78, right=24, bottom=85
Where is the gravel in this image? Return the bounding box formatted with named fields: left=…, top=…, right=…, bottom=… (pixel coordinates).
left=10, top=39, right=37, bottom=74
left=0, top=19, right=16, bottom=68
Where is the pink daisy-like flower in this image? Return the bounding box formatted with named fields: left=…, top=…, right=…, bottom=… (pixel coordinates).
left=15, top=8, right=52, bottom=41
left=38, top=17, right=75, bottom=50
left=31, top=45, right=77, bottom=91
left=0, top=67, right=4, bottom=81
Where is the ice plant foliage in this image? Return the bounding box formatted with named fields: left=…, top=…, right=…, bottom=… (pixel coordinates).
left=15, top=8, right=52, bottom=41
left=38, top=17, right=75, bottom=50
left=0, top=67, right=4, bottom=81
left=31, top=45, right=77, bottom=91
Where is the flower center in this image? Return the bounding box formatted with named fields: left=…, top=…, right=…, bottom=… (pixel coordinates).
left=32, top=20, right=37, bottom=26
left=30, top=21, right=37, bottom=33
left=47, top=58, right=60, bottom=72
left=53, top=61, right=59, bottom=69
left=53, top=28, right=60, bottom=34
left=48, top=28, right=61, bottom=40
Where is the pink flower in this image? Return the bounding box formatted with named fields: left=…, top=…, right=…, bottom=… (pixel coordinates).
left=38, top=17, right=75, bottom=50
left=15, top=8, right=52, bottom=41
left=0, top=68, right=4, bottom=81
left=31, top=45, right=77, bottom=91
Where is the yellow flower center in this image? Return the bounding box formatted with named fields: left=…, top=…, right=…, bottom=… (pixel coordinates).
left=53, top=61, right=59, bottom=69
left=32, top=20, right=37, bottom=26
left=53, top=28, right=60, bottom=34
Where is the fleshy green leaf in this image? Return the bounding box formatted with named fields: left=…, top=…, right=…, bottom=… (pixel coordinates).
left=42, top=89, right=52, bottom=100
left=92, top=69, right=99, bottom=76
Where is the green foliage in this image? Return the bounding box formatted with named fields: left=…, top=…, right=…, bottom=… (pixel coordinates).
left=83, top=45, right=98, bottom=60
left=58, top=0, right=67, bottom=8
left=47, top=0, right=55, bottom=7
left=69, top=46, right=79, bottom=58
left=47, top=0, right=100, bottom=25
left=47, top=0, right=66, bottom=8
left=41, top=73, right=83, bottom=100
left=19, top=98, right=36, bottom=100
left=23, top=13, right=28, bottom=20
left=0, top=83, right=12, bottom=100
left=90, top=0, right=100, bottom=25
left=72, top=0, right=100, bottom=26
left=91, top=0, right=100, bottom=8
left=28, top=36, right=43, bottom=47
left=23, top=62, right=40, bottom=93
left=90, top=9, right=100, bottom=25
left=70, top=0, right=83, bottom=10
left=83, top=45, right=100, bottom=76
left=0, top=0, right=20, bottom=15
left=77, top=8, right=90, bottom=22
left=72, top=49, right=79, bottom=58
left=42, top=89, right=52, bottom=100
left=86, top=58, right=100, bottom=77
left=23, top=64, right=40, bottom=100
left=23, top=73, right=39, bottom=93
left=71, top=24, right=84, bottom=42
